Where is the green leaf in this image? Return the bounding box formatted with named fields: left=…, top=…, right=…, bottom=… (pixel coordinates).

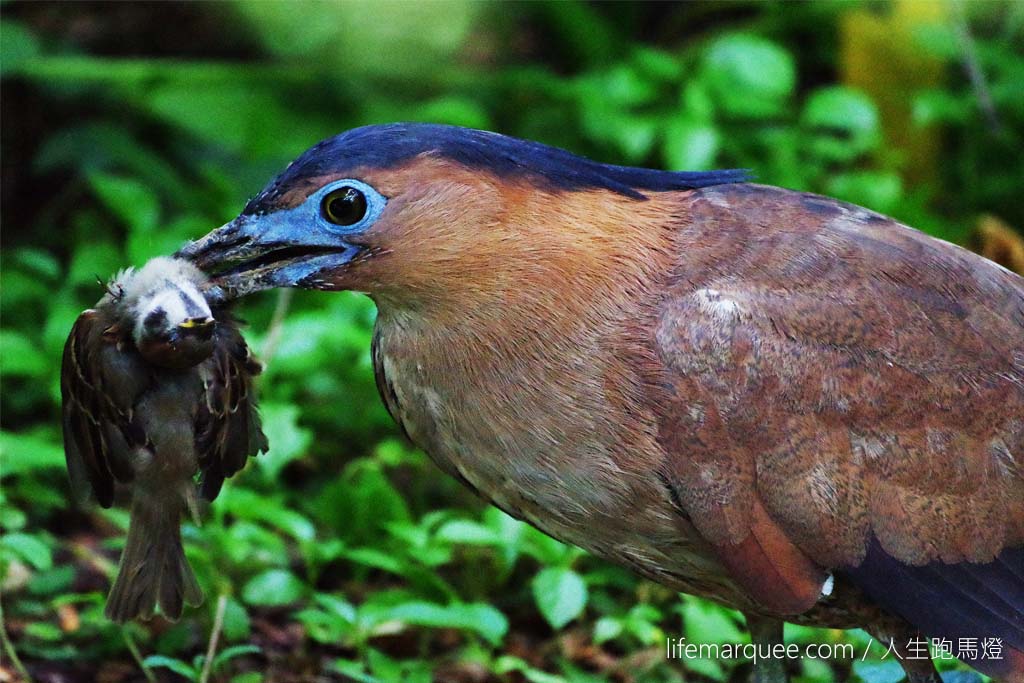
left=0, top=431, right=66, bottom=476
left=127, top=214, right=209, bottom=265
left=231, top=674, right=264, bottom=683
left=435, top=519, right=503, bottom=545
left=11, top=248, right=60, bottom=281
left=296, top=596, right=358, bottom=645
left=683, top=654, right=725, bottom=681
left=520, top=527, right=575, bottom=565
left=235, top=0, right=480, bottom=78
left=597, top=64, right=659, bottom=107
left=143, top=655, right=198, bottom=680
left=0, top=21, right=40, bottom=76
left=221, top=488, right=316, bottom=543
left=612, top=114, right=659, bottom=161
left=803, top=86, right=880, bottom=159
left=141, top=82, right=329, bottom=159
left=331, top=659, right=380, bottom=683
left=826, top=172, right=903, bottom=214
left=681, top=598, right=744, bottom=646
left=0, top=332, right=50, bottom=378
left=524, top=669, right=568, bottom=683
left=413, top=97, right=491, bottom=129
left=853, top=659, right=907, bottom=683
left=213, top=644, right=261, bottom=670
left=221, top=598, right=251, bottom=641
left=367, top=648, right=432, bottom=683
left=36, top=123, right=193, bottom=200
left=940, top=673, right=984, bottom=683
left=241, top=569, right=305, bottom=607
left=344, top=546, right=407, bottom=575
left=532, top=567, right=588, bottom=630
left=633, top=47, right=683, bottom=82
left=388, top=601, right=508, bottom=645
left=24, top=622, right=63, bottom=641
left=493, top=656, right=567, bottom=683
left=664, top=120, right=720, bottom=171
left=67, top=241, right=123, bottom=289
left=256, top=402, right=313, bottom=481
left=366, top=649, right=399, bottom=681
left=89, top=173, right=160, bottom=235
left=1, top=532, right=53, bottom=571
left=313, top=593, right=357, bottom=623
left=593, top=617, right=623, bottom=644
left=911, top=22, right=960, bottom=59
left=223, top=522, right=288, bottom=565
left=0, top=505, right=27, bottom=530
left=28, top=565, right=75, bottom=596
left=681, top=81, right=715, bottom=122
left=44, top=295, right=89, bottom=359
left=317, top=463, right=411, bottom=543
left=912, top=89, right=971, bottom=126
left=702, top=34, right=795, bottom=118
left=623, top=603, right=664, bottom=645
left=1, top=270, right=50, bottom=316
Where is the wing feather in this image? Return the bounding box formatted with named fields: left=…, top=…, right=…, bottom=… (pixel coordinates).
left=195, top=318, right=267, bottom=501
left=60, top=309, right=146, bottom=506
left=653, top=184, right=1024, bottom=613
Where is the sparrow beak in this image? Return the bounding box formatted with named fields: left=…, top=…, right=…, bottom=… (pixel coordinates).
left=177, top=316, right=215, bottom=340
left=176, top=213, right=363, bottom=300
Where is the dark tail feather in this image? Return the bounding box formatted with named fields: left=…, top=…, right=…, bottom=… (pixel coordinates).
left=105, top=495, right=203, bottom=623
left=843, top=539, right=1024, bottom=680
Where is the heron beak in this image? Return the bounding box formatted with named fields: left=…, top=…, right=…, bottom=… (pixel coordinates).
left=176, top=214, right=363, bottom=300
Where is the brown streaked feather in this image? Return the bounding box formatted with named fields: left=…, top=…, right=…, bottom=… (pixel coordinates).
left=340, top=157, right=1020, bottom=668
left=710, top=499, right=826, bottom=615
left=195, top=318, right=267, bottom=500
left=662, top=457, right=826, bottom=613
left=653, top=183, right=1024, bottom=597
left=61, top=309, right=148, bottom=507
left=358, top=165, right=762, bottom=609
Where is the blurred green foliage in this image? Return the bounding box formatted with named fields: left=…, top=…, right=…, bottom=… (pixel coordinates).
left=1, top=2, right=1021, bottom=682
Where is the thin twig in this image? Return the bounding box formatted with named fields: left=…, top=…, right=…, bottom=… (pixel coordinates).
left=0, top=593, right=32, bottom=683
left=199, top=594, right=228, bottom=683
left=69, top=539, right=117, bottom=578
left=951, top=0, right=1002, bottom=133
left=260, top=288, right=293, bottom=367
left=122, top=628, right=157, bottom=683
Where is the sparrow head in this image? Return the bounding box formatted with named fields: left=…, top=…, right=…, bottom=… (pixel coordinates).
left=109, top=257, right=216, bottom=369
left=177, top=123, right=747, bottom=308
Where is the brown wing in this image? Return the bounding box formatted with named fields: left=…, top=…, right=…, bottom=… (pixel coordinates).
left=653, top=184, right=1024, bottom=612
left=195, top=318, right=268, bottom=501
left=61, top=308, right=149, bottom=507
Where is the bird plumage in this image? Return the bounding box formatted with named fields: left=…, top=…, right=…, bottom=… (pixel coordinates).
left=179, top=124, right=1024, bottom=681
left=650, top=183, right=1024, bottom=678
left=61, top=257, right=267, bottom=622
left=244, top=122, right=749, bottom=214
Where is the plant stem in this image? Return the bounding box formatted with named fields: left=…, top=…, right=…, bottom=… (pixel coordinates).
left=951, top=0, right=1001, bottom=133
left=122, top=627, right=157, bottom=683
left=199, top=594, right=228, bottom=683
left=260, top=288, right=293, bottom=367
left=0, top=593, right=32, bottom=683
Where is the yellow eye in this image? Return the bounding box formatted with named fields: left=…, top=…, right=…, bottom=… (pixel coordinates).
left=322, top=186, right=368, bottom=226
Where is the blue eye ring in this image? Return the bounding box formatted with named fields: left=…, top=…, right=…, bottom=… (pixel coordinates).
left=312, top=179, right=386, bottom=233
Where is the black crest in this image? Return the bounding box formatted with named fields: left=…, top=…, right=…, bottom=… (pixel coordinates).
left=245, top=123, right=748, bottom=213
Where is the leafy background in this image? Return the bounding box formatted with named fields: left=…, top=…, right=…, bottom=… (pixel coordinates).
left=2, top=1, right=1023, bottom=682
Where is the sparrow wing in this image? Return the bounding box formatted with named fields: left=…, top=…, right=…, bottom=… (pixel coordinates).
left=195, top=317, right=268, bottom=501
left=61, top=308, right=147, bottom=507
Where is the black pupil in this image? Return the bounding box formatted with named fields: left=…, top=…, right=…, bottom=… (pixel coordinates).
left=324, top=187, right=367, bottom=226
